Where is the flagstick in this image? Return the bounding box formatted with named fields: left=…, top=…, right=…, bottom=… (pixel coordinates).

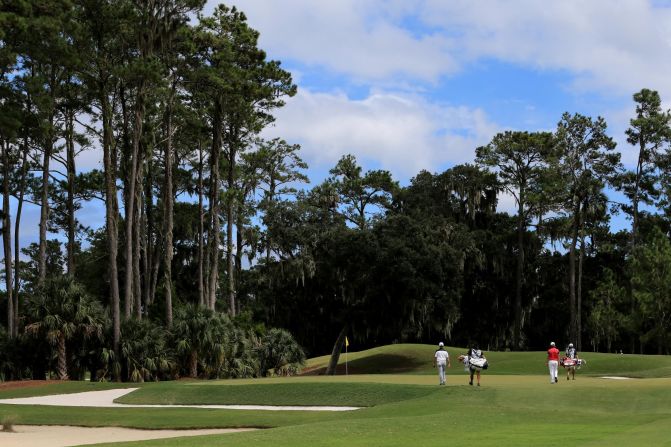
left=345, top=343, right=348, bottom=376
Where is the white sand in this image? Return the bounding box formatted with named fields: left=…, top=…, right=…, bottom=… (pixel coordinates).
left=0, top=387, right=363, bottom=446
left=600, top=376, right=633, bottom=380
left=0, top=388, right=360, bottom=411
left=0, top=387, right=361, bottom=446
left=0, top=425, right=254, bottom=447
left=0, top=389, right=139, bottom=407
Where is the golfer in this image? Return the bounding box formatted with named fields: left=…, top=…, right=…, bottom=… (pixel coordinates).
left=547, top=341, right=559, bottom=384
left=565, top=343, right=579, bottom=381
left=434, top=342, right=451, bottom=385
left=467, top=345, right=484, bottom=386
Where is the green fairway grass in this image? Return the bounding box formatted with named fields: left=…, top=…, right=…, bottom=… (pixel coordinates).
left=2, top=344, right=671, bottom=446
left=115, top=381, right=435, bottom=407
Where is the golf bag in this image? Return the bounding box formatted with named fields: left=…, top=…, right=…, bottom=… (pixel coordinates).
left=561, top=357, right=586, bottom=369
left=467, top=356, right=489, bottom=370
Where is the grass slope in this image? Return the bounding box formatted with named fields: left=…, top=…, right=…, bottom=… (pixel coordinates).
left=2, top=344, right=671, bottom=446
left=116, top=382, right=435, bottom=407
left=305, top=343, right=671, bottom=378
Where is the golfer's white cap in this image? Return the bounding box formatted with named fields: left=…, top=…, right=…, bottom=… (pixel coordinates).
left=438, top=342, right=444, bottom=347
left=569, top=343, right=574, bottom=348
left=550, top=341, right=555, bottom=346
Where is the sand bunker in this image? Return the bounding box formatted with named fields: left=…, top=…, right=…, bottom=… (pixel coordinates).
left=600, top=376, right=633, bottom=380
left=0, top=387, right=359, bottom=446
left=0, top=425, right=254, bottom=447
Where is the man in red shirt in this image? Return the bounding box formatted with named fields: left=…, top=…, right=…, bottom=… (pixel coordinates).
left=547, top=342, right=560, bottom=384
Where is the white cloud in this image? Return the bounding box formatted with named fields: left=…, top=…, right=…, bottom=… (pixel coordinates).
left=601, top=105, right=639, bottom=167
left=207, top=0, right=457, bottom=83
left=201, top=1, right=671, bottom=176
left=261, top=89, right=500, bottom=180
left=213, top=0, right=671, bottom=98
left=421, top=0, right=671, bottom=97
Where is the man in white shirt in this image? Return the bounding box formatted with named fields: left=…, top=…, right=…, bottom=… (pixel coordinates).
left=564, top=342, right=579, bottom=381
left=433, top=342, right=451, bottom=385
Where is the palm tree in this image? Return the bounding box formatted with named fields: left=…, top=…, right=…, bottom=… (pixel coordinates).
left=222, top=325, right=257, bottom=378
left=26, top=277, right=105, bottom=380
left=120, top=319, right=173, bottom=382
left=257, top=328, right=306, bottom=376
left=171, top=304, right=221, bottom=378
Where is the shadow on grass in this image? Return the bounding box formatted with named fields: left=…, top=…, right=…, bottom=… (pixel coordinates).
left=303, top=354, right=425, bottom=375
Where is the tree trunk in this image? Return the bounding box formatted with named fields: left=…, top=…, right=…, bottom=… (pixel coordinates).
left=265, top=183, right=276, bottom=263
left=38, top=117, right=54, bottom=287
left=142, top=157, right=154, bottom=315
left=66, top=108, right=76, bottom=275
left=133, top=167, right=143, bottom=319
left=57, top=334, right=69, bottom=380
left=203, top=235, right=210, bottom=307
left=630, top=137, right=645, bottom=251
left=235, top=206, right=244, bottom=314
left=226, top=206, right=235, bottom=316
left=146, top=153, right=160, bottom=307
left=568, top=201, right=580, bottom=345
left=124, top=85, right=145, bottom=319
left=513, top=192, right=525, bottom=349
left=207, top=105, right=222, bottom=311
left=163, top=97, right=174, bottom=327
left=189, top=351, right=198, bottom=378
left=150, top=243, right=161, bottom=307
left=102, top=91, right=121, bottom=356
left=325, top=324, right=348, bottom=375
left=141, top=173, right=150, bottom=310
left=2, top=141, right=14, bottom=338
left=198, top=142, right=205, bottom=307
left=13, top=140, right=29, bottom=334
left=577, top=209, right=585, bottom=352
left=123, top=169, right=137, bottom=317
left=226, top=136, right=237, bottom=317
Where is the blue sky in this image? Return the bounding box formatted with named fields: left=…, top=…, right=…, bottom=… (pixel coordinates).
left=201, top=0, right=671, bottom=227
left=208, top=0, right=671, bottom=175
left=11, top=0, right=671, bottom=253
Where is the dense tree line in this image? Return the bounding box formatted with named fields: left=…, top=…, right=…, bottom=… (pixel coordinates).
left=2, top=1, right=671, bottom=381
left=0, top=0, right=304, bottom=381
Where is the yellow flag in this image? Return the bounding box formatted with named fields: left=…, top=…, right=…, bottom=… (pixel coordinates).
left=345, top=336, right=349, bottom=348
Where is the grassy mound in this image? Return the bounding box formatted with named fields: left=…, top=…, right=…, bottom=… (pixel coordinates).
left=304, top=343, right=671, bottom=378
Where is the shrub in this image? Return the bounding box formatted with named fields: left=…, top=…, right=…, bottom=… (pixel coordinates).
left=120, top=319, right=174, bottom=382
left=257, top=328, right=306, bottom=377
